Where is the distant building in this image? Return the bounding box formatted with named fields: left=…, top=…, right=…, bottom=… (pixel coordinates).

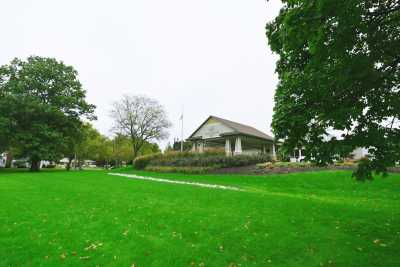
left=351, top=147, right=370, bottom=160
left=187, top=116, right=277, bottom=157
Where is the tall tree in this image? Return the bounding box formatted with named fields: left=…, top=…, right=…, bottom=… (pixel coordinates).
left=0, top=57, right=96, bottom=171
left=110, top=95, right=171, bottom=159
left=266, top=0, right=400, bottom=180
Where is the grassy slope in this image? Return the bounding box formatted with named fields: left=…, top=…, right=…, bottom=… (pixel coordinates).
left=0, top=169, right=399, bottom=267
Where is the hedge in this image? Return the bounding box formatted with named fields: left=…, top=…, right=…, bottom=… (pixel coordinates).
left=257, top=161, right=315, bottom=169
left=145, top=166, right=216, bottom=174
left=133, top=153, right=162, bottom=170
left=134, top=151, right=271, bottom=170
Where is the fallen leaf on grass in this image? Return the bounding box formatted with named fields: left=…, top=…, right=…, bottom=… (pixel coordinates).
left=60, top=252, right=67, bottom=260
left=85, top=242, right=103, bottom=251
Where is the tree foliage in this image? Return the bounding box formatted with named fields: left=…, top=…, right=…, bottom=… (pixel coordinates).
left=65, top=124, right=161, bottom=169
left=75, top=123, right=112, bottom=167
left=110, top=95, right=171, bottom=159
left=0, top=56, right=96, bottom=171
left=266, top=0, right=400, bottom=180
left=110, top=133, right=160, bottom=166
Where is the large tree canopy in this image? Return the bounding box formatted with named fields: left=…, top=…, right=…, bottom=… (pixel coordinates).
left=0, top=56, right=96, bottom=171
left=266, top=0, right=400, bottom=180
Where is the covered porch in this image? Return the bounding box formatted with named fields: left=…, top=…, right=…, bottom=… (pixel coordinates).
left=189, top=134, right=277, bottom=158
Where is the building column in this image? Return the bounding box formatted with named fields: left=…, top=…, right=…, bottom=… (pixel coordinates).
left=298, top=148, right=302, bottom=162
left=225, top=139, right=231, bottom=156
left=234, top=137, right=242, bottom=155
left=272, top=143, right=277, bottom=160
left=191, top=142, right=196, bottom=152
left=199, top=142, right=204, bottom=153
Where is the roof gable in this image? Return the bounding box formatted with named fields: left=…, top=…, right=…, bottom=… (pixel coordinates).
left=189, top=116, right=234, bottom=139
left=189, top=115, right=274, bottom=141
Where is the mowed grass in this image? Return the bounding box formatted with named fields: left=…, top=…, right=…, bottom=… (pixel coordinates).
left=0, top=169, right=399, bottom=267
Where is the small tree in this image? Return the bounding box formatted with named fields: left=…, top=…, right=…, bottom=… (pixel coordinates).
left=110, top=95, right=171, bottom=159
left=0, top=57, right=96, bottom=171
left=74, top=123, right=112, bottom=169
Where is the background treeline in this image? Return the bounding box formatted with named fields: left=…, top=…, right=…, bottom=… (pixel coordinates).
left=0, top=56, right=163, bottom=171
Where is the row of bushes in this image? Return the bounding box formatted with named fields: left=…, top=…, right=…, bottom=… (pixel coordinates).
left=256, top=160, right=358, bottom=170
left=145, top=166, right=215, bottom=174
left=257, top=161, right=316, bottom=169
left=134, top=151, right=271, bottom=170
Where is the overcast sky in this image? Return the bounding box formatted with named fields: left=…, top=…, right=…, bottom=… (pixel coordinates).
left=1, top=0, right=283, bottom=148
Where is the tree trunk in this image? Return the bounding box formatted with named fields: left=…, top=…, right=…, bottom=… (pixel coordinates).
left=30, top=160, right=41, bottom=172
left=132, top=141, right=143, bottom=160
left=5, top=152, right=12, bottom=168
left=133, top=150, right=138, bottom=160
left=132, top=143, right=138, bottom=160
left=66, top=158, right=72, bottom=171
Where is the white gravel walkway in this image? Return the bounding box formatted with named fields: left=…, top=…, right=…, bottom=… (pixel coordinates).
left=108, top=173, right=244, bottom=191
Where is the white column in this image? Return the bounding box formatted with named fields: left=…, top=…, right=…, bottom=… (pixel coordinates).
left=225, top=139, right=231, bottom=156
left=234, top=137, right=242, bottom=155
left=191, top=142, right=196, bottom=152
left=272, top=143, right=276, bottom=160
left=298, top=148, right=302, bottom=162
left=199, top=142, right=204, bottom=153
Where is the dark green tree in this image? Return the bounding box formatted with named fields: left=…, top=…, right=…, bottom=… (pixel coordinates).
left=0, top=56, right=96, bottom=171
left=266, top=0, right=400, bottom=180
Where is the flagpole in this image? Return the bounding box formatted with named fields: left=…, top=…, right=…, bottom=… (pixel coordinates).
left=181, top=106, right=184, bottom=152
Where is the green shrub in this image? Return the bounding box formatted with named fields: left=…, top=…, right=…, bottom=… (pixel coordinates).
left=133, top=153, right=162, bottom=170
left=334, top=161, right=356, bottom=167
left=145, top=166, right=216, bottom=174
left=257, top=161, right=315, bottom=169
left=135, top=152, right=271, bottom=171
left=148, top=153, right=270, bottom=168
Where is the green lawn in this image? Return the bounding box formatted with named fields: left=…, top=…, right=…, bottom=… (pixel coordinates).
left=0, top=169, right=399, bottom=267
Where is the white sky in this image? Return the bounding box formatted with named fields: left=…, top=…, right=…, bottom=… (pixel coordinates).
left=1, top=0, right=283, bottom=149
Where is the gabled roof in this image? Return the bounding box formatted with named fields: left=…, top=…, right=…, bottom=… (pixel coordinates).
left=189, top=115, right=274, bottom=141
